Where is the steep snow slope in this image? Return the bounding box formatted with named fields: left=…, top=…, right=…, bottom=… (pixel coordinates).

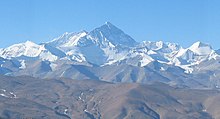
left=88, top=22, right=137, bottom=47
left=48, top=31, right=87, bottom=48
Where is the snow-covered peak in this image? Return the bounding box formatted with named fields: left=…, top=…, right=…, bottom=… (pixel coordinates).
left=48, top=31, right=87, bottom=47
left=189, top=41, right=213, bottom=55
left=140, top=41, right=180, bottom=52
left=24, top=40, right=38, bottom=46
left=0, top=41, right=45, bottom=58
left=43, top=22, right=138, bottom=65
left=47, top=22, right=137, bottom=49
left=190, top=41, right=210, bottom=48
left=104, top=21, right=115, bottom=28
left=88, top=22, right=137, bottom=47
left=155, top=41, right=163, bottom=49
left=172, top=41, right=219, bottom=72
left=0, top=41, right=66, bottom=62
left=1, top=22, right=219, bottom=74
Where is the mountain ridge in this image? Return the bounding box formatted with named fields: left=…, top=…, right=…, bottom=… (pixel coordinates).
left=0, top=22, right=219, bottom=89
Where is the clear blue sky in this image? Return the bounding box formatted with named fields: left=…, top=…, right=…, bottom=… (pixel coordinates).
left=0, top=0, right=220, bottom=49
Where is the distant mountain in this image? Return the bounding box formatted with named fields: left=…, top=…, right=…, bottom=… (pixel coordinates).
left=0, top=22, right=220, bottom=88
left=47, top=22, right=137, bottom=65
left=0, top=41, right=66, bottom=61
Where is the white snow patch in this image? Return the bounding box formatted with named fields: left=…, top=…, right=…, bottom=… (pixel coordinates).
left=202, top=109, right=207, bottom=112
left=39, top=52, right=58, bottom=61
left=214, top=73, right=217, bottom=77
left=189, top=41, right=212, bottom=55
left=50, top=63, right=57, bottom=71
left=0, top=89, right=17, bottom=98
left=19, top=60, right=26, bottom=69
left=61, top=71, right=66, bottom=77
left=160, top=67, right=165, bottom=71
left=139, top=53, right=154, bottom=67
left=147, top=50, right=157, bottom=55
left=84, top=109, right=89, bottom=113
left=0, top=94, right=8, bottom=98
left=0, top=89, right=6, bottom=92
left=64, top=109, right=68, bottom=115
left=184, top=68, right=194, bottom=74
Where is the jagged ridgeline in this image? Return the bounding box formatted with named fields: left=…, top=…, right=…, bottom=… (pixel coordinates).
left=0, top=22, right=220, bottom=88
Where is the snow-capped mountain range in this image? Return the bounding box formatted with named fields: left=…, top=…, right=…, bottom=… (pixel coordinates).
left=0, top=22, right=220, bottom=88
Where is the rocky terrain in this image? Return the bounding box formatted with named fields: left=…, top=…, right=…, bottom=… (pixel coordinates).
left=0, top=75, right=220, bottom=119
